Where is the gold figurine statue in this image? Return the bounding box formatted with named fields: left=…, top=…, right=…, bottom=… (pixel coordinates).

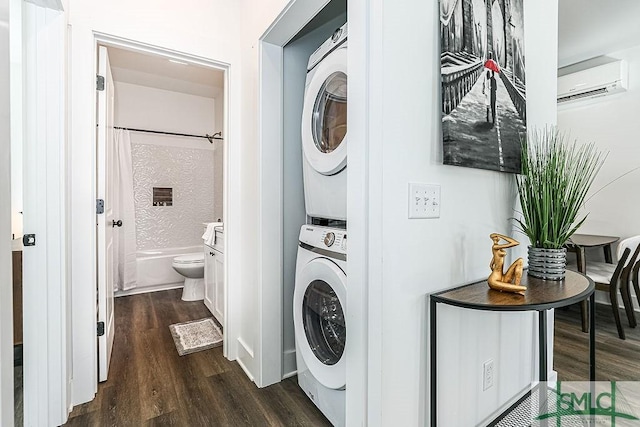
left=488, top=233, right=525, bottom=294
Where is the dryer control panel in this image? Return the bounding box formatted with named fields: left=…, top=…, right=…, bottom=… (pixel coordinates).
left=299, top=225, right=347, bottom=255
left=307, top=23, right=348, bottom=71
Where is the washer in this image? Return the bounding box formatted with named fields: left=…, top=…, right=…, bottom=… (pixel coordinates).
left=301, top=23, right=348, bottom=222
left=294, top=225, right=346, bottom=426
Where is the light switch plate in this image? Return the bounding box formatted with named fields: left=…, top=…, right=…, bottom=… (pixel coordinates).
left=483, top=359, right=495, bottom=391
left=408, top=183, right=440, bottom=219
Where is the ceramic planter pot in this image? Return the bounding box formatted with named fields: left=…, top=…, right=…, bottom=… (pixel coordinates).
left=527, top=246, right=567, bottom=280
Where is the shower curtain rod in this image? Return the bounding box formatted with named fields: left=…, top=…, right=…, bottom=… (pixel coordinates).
left=113, top=126, right=223, bottom=143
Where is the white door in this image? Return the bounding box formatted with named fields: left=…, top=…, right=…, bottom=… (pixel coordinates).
left=96, top=45, right=116, bottom=382
left=301, top=47, right=348, bottom=175
left=213, top=248, right=225, bottom=324
left=0, top=1, right=12, bottom=423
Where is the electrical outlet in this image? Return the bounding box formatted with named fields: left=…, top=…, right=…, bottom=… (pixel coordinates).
left=408, top=183, right=441, bottom=219
left=483, top=359, right=494, bottom=391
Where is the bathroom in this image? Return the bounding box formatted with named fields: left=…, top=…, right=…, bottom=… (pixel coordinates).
left=101, top=44, right=227, bottom=370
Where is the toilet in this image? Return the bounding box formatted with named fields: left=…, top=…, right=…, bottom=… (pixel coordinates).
left=172, top=253, right=205, bottom=301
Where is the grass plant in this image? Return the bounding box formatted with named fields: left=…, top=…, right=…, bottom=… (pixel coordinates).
left=515, top=127, right=606, bottom=249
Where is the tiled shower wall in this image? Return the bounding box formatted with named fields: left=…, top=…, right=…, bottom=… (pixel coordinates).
left=132, top=142, right=215, bottom=250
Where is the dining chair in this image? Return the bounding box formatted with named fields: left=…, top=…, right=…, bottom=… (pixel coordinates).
left=583, top=235, right=640, bottom=339
left=632, top=258, right=640, bottom=310
left=615, top=236, right=640, bottom=328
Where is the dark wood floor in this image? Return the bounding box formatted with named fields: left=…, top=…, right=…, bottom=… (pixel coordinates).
left=62, top=290, right=640, bottom=425
left=554, top=303, right=640, bottom=381
left=65, top=289, right=331, bottom=426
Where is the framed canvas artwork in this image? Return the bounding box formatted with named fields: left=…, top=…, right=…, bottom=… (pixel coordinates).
left=440, top=0, right=526, bottom=173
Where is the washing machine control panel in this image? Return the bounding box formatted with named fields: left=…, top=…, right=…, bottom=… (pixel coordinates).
left=322, top=230, right=346, bottom=252
left=331, top=26, right=346, bottom=42
left=324, top=232, right=335, bottom=247
left=300, top=225, right=347, bottom=255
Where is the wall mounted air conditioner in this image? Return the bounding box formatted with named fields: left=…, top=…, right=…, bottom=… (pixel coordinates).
left=557, top=59, right=628, bottom=104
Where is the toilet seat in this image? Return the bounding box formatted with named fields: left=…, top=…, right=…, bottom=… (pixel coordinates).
left=173, top=253, right=204, bottom=265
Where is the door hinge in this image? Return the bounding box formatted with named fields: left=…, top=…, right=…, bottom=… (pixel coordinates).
left=96, top=75, right=105, bottom=91
left=97, top=321, right=105, bottom=337
left=22, top=234, right=36, bottom=247
left=96, top=199, right=104, bottom=214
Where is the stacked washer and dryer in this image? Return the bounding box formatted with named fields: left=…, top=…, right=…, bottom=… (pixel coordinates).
left=294, top=23, right=348, bottom=427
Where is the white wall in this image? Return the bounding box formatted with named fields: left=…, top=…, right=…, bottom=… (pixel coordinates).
left=0, top=0, right=14, bottom=424
left=351, top=0, right=559, bottom=425
left=557, top=45, right=640, bottom=245
left=114, top=81, right=218, bottom=250
left=67, top=0, right=242, bottom=405
left=281, top=38, right=309, bottom=379
left=114, top=82, right=217, bottom=137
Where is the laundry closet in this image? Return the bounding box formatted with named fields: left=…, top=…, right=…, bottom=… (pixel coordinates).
left=275, top=0, right=348, bottom=425
left=95, top=44, right=227, bottom=379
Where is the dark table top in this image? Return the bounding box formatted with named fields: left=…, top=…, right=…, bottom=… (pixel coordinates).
left=431, top=270, right=594, bottom=311
left=566, top=234, right=619, bottom=248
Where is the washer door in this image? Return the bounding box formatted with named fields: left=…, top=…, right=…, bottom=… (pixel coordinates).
left=301, top=47, right=347, bottom=176
left=294, top=257, right=346, bottom=390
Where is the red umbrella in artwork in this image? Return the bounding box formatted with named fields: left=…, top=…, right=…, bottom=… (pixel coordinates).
left=484, top=59, right=500, bottom=73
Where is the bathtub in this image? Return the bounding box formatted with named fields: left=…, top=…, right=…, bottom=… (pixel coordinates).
left=116, top=245, right=202, bottom=297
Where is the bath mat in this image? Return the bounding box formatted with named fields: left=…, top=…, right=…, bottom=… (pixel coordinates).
left=169, top=317, right=223, bottom=356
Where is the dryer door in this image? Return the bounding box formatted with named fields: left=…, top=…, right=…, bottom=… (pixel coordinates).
left=294, top=257, right=346, bottom=390
left=301, top=47, right=347, bottom=176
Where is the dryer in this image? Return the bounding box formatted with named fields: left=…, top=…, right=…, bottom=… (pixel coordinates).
left=294, top=225, right=346, bottom=426
left=301, top=23, right=348, bottom=222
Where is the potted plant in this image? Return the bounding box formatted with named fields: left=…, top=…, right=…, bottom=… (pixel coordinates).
left=515, top=127, right=605, bottom=280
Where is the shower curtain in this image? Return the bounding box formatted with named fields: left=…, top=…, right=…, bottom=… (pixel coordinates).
left=114, top=129, right=138, bottom=291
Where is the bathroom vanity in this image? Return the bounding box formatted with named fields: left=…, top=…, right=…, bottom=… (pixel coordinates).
left=204, top=227, right=224, bottom=325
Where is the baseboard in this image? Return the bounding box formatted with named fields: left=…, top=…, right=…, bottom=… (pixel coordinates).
left=204, top=298, right=214, bottom=315
left=237, top=337, right=255, bottom=358
left=236, top=356, right=255, bottom=382
left=236, top=337, right=255, bottom=382
left=282, top=370, right=297, bottom=380
left=115, top=283, right=183, bottom=297
left=594, top=289, right=640, bottom=312
left=283, top=348, right=297, bottom=379
left=477, top=384, right=531, bottom=427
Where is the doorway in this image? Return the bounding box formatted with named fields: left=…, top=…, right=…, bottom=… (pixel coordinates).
left=93, top=39, right=228, bottom=383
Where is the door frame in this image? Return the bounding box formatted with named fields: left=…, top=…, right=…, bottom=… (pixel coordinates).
left=89, top=30, right=233, bottom=386
left=69, top=26, right=240, bottom=406
left=256, top=0, right=359, bottom=391
left=258, top=0, right=343, bottom=390
left=0, top=0, right=13, bottom=424
left=258, top=0, right=372, bottom=422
